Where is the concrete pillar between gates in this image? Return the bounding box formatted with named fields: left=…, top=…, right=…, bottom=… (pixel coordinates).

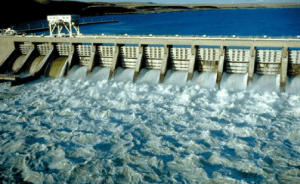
left=0, top=48, right=16, bottom=69
left=12, top=44, right=35, bottom=73
left=159, top=45, right=170, bottom=83
left=188, top=45, right=197, bottom=81
left=216, top=46, right=226, bottom=89
left=66, top=44, right=75, bottom=75
left=280, top=47, right=289, bottom=92
left=247, top=46, right=257, bottom=87
left=133, top=44, right=145, bottom=81
left=87, top=44, right=97, bottom=75
left=109, top=44, right=121, bottom=79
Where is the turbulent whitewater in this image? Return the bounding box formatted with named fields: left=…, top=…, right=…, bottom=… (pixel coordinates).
left=1, top=78, right=300, bottom=183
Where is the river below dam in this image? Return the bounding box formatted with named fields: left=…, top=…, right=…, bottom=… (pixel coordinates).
left=1, top=76, right=300, bottom=183
left=1, top=8, right=300, bottom=183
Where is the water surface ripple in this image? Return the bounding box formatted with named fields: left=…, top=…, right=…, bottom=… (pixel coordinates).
left=1, top=78, right=300, bottom=183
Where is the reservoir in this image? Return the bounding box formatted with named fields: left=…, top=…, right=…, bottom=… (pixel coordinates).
left=17, top=8, right=300, bottom=36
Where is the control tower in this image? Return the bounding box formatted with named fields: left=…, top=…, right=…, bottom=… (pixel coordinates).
left=47, top=15, right=81, bottom=37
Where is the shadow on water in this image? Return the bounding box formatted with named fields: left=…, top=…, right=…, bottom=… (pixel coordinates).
left=157, top=154, right=174, bottom=163
left=200, top=156, right=265, bottom=182
left=161, top=135, right=182, bottom=148
left=238, top=136, right=256, bottom=147
left=210, top=130, right=228, bottom=140
left=209, top=117, right=231, bottom=125
left=173, top=124, right=186, bottom=133
left=200, top=158, right=223, bottom=178
left=25, top=137, right=46, bottom=145
left=55, top=141, right=78, bottom=150
left=93, top=143, right=113, bottom=152
left=221, top=168, right=265, bottom=183
left=195, top=139, right=211, bottom=148
left=65, top=156, right=86, bottom=164
left=220, top=146, right=237, bottom=158
left=235, top=122, right=249, bottom=128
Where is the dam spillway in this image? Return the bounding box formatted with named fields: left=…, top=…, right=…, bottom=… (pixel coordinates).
left=0, top=34, right=300, bottom=92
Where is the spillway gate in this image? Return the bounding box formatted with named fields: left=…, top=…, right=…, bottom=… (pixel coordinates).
left=0, top=35, right=300, bottom=91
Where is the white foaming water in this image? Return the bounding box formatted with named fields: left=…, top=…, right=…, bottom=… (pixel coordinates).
left=66, top=66, right=87, bottom=80
left=88, top=66, right=110, bottom=81
left=136, top=69, right=160, bottom=84
left=113, top=67, right=135, bottom=81
left=1, top=77, right=300, bottom=183
left=188, top=71, right=217, bottom=89
left=221, top=73, right=248, bottom=91
left=163, top=70, right=188, bottom=86
left=286, top=76, right=300, bottom=94
left=248, top=74, right=280, bottom=92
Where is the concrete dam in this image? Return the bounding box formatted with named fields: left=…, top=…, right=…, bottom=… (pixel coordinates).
left=1, top=34, right=300, bottom=92
left=0, top=16, right=300, bottom=92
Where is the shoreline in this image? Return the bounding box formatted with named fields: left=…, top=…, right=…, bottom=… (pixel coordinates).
left=99, top=6, right=300, bottom=16
left=84, top=2, right=300, bottom=16
left=1, top=1, right=300, bottom=28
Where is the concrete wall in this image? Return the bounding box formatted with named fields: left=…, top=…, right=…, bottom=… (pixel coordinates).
left=1, top=35, right=300, bottom=91
left=0, top=37, right=15, bottom=65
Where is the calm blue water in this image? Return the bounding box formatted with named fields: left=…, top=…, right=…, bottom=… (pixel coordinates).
left=16, top=8, right=300, bottom=36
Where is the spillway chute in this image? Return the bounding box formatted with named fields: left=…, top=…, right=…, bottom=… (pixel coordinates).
left=220, top=73, right=248, bottom=91
left=247, top=74, right=280, bottom=93
left=87, top=66, right=110, bottom=81
left=29, top=55, right=46, bottom=75
left=66, top=65, right=88, bottom=80
left=286, top=76, right=300, bottom=94
left=47, top=57, right=69, bottom=78
left=113, top=67, right=135, bottom=82
left=163, top=70, right=188, bottom=86
left=188, top=71, right=217, bottom=89
left=11, top=55, right=26, bottom=73
left=136, top=69, right=160, bottom=84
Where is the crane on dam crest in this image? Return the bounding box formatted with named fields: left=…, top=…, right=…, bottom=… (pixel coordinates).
left=47, top=15, right=82, bottom=37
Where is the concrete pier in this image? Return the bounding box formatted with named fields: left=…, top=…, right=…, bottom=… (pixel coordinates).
left=0, top=34, right=300, bottom=91
left=188, top=45, right=197, bottom=80
left=280, top=47, right=289, bottom=92
left=247, top=46, right=256, bottom=86
left=216, top=46, right=225, bottom=88
left=160, top=45, right=170, bottom=83
left=87, top=44, right=97, bottom=75
left=133, top=44, right=145, bottom=81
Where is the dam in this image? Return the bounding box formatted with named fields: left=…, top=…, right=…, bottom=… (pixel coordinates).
left=0, top=15, right=300, bottom=92
left=1, top=34, right=300, bottom=91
